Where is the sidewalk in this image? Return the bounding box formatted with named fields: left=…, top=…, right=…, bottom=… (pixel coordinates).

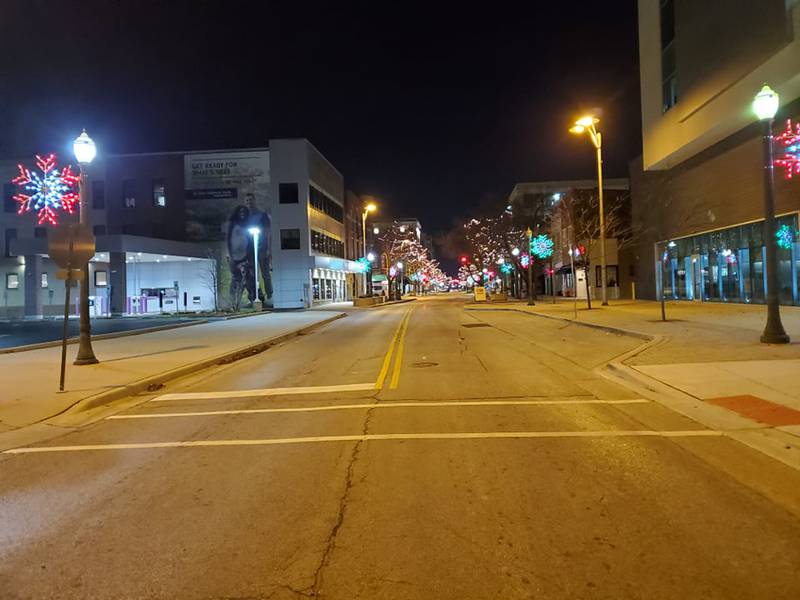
left=0, top=310, right=344, bottom=438
left=469, top=298, right=800, bottom=437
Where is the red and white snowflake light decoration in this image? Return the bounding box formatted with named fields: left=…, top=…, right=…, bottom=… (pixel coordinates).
left=11, top=154, right=80, bottom=225
left=774, top=119, right=800, bottom=180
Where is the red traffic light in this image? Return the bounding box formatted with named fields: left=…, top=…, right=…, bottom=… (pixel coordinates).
left=460, top=256, right=468, bottom=263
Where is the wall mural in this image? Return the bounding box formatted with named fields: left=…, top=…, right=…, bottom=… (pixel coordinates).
left=184, top=151, right=272, bottom=309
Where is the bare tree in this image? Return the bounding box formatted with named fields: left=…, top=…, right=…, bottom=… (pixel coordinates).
left=560, top=190, right=637, bottom=310
left=200, top=248, right=221, bottom=312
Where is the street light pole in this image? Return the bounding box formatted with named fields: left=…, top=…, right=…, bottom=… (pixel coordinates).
left=73, top=130, right=98, bottom=365
left=753, top=85, right=790, bottom=344
left=570, top=115, right=608, bottom=306
left=361, top=202, right=377, bottom=296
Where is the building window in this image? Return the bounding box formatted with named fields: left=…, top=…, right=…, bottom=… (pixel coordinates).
left=152, top=179, right=166, bottom=207
left=310, top=229, right=344, bottom=258
left=5, top=228, right=17, bottom=257
left=279, top=182, right=299, bottom=204
left=3, top=183, right=16, bottom=213
left=6, top=273, right=19, bottom=289
left=123, top=179, right=136, bottom=208
left=94, top=270, right=108, bottom=287
left=41, top=272, right=48, bottom=288
left=280, top=228, right=301, bottom=250
left=309, top=185, right=344, bottom=222
left=93, top=225, right=106, bottom=236
left=92, top=180, right=105, bottom=209
left=34, top=227, right=47, bottom=239
left=660, top=0, right=678, bottom=112
left=595, top=265, right=619, bottom=288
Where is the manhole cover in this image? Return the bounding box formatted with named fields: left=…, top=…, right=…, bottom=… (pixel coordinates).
left=461, top=322, right=491, bottom=328
left=411, top=361, right=439, bottom=368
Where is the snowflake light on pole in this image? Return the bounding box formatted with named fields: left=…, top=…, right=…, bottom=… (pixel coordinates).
left=776, top=224, right=795, bottom=249
left=12, top=154, right=80, bottom=225
left=530, top=234, right=554, bottom=259
left=519, top=254, right=530, bottom=268
left=774, top=119, right=800, bottom=180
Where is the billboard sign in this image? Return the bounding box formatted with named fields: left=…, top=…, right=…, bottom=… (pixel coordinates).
left=184, top=150, right=272, bottom=308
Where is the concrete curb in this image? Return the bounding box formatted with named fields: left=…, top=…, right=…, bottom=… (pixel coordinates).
left=0, top=319, right=208, bottom=354
left=464, top=306, right=653, bottom=341
left=0, top=312, right=346, bottom=452
left=598, top=360, right=800, bottom=471
left=465, top=304, right=800, bottom=470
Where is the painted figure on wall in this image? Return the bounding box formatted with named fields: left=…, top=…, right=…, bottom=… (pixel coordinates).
left=226, top=195, right=273, bottom=310
left=227, top=204, right=252, bottom=311
left=245, top=193, right=273, bottom=303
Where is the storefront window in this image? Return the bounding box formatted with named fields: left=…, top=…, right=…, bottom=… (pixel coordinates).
left=659, top=214, right=799, bottom=306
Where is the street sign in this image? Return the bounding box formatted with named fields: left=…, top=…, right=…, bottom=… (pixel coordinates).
left=474, top=287, right=487, bottom=302
left=49, top=224, right=95, bottom=269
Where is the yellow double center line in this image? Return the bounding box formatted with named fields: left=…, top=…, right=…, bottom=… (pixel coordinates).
left=375, top=308, right=413, bottom=390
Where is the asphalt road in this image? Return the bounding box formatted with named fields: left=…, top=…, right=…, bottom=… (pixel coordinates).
left=1, top=296, right=799, bottom=599
left=0, top=317, right=197, bottom=349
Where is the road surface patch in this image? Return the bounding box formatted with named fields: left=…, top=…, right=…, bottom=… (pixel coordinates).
left=3, top=429, right=723, bottom=454
left=108, top=398, right=652, bottom=420
left=150, top=382, right=376, bottom=402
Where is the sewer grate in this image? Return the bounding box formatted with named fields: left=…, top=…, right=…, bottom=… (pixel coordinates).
left=411, top=361, right=439, bottom=368
left=461, top=322, right=491, bottom=328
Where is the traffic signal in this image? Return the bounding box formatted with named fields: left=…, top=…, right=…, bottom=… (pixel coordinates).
left=460, top=256, right=468, bottom=264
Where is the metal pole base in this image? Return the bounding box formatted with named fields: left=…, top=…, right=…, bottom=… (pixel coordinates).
left=760, top=332, right=790, bottom=344
left=74, top=355, right=99, bottom=365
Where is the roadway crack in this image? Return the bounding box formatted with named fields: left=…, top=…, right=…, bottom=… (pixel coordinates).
left=307, top=405, right=375, bottom=597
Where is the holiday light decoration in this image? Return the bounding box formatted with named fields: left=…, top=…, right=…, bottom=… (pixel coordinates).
left=519, top=254, right=530, bottom=268
left=12, top=154, right=80, bottom=225
left=775, top=119, right=800, bottom=180
left=776, top=224, right=796, bottom=249
left=500, top=263, right=512, bottom=274
left=530, top=234, right=554, bottom=259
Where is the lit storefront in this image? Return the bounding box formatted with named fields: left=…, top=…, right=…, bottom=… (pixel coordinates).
left=657, top=213, right=800, bottom=305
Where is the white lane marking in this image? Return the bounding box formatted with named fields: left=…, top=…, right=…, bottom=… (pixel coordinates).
left=4, top=430, right=721, bottom=454
left=109, top=399, right=650, bottom=420
left=151, top=382, right=376, bottom=402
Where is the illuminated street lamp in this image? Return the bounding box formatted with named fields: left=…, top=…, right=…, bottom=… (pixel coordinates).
left=570, top=113, right=609, bottom=306
left=362, top=201, right=377, bottom=295
left=753, top=84, right=789, bottom=343
left=72, top=129, right=98, bottom=365
left=511, top=247, right=520, bottom=256
left=248, top=226, right=262, bottom=310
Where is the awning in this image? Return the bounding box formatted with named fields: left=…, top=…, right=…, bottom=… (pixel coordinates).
left=555, top=265, right=574, bottom=275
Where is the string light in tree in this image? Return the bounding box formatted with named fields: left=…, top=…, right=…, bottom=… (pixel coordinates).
left=775, top=119, right=800, bottom=180
left=11, top=154, right=79, bottom=225
left=776, top=224, right=796, bottom=249
left=530, top=234, right=554, bottom=259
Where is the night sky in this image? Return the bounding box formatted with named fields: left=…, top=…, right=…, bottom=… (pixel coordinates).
left=1, top=1, right=641, bottom=264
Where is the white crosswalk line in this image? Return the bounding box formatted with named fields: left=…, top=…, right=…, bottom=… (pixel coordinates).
left=110, top=398, right=650, bottom=420
left=3, top=429, right=722, bottom=454
left=151, top=382, right=377, bottom=402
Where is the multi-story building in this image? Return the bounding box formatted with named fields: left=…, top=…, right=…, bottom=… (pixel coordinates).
left=508, top=179, right=631, bottom=298
left=1, top=138, right=366, bottom=317
left=632, top=0, right=800, bottom=305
